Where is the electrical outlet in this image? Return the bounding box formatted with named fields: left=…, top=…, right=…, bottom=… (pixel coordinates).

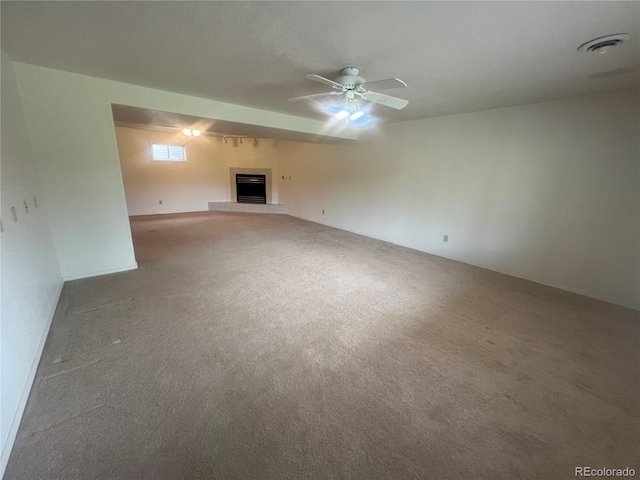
left=443, top=235, right=449, bottom=242
left=159, top=200, right=163, bottom=205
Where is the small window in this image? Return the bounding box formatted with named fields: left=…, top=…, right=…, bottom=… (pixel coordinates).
left=151, top=143, right=186, bottom=161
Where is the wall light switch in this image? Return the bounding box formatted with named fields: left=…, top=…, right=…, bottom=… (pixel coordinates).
left=159, top=200, right=163, bottom=205
left=443, top=235, right=449, bottom=242
left=282, top=175, right=284, bottom=180
left=322, top=210, right=325, bottom=214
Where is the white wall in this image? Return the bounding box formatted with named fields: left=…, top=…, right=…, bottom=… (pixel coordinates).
left=278, top=89, right=640, bottom=309
left=0, top=53, right=62, bottom=475
left=13, top=62, right=354, bottom=280
left=115, top=127, right=279, bottom=216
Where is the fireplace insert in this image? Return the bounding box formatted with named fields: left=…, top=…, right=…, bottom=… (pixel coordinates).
left=236, top=174, right=266, bottom=204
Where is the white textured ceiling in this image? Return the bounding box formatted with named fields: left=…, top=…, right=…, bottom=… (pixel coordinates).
left=2, top=1, right=639, bottom=124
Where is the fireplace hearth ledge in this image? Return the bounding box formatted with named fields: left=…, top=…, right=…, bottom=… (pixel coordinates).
left=208, top=202, right=287, bottom=214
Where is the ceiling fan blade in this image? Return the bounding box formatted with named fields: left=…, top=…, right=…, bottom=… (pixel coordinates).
left=306, top=74, right=345, bottom=90
left=362, top=78, right=407, bottom=90
left=288, top=91, right=342, bottom=103
left=361, top=90, right=409, bottom=110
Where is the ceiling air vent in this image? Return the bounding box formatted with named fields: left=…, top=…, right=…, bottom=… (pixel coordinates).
left=578, top=34, right=632, bottom=54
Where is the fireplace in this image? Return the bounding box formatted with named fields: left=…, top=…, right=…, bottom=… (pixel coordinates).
left=236, top=174, right=266, bottom=204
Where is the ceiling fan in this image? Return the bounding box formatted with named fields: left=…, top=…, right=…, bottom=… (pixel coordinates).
left=288, top=67, right=408, bottom=120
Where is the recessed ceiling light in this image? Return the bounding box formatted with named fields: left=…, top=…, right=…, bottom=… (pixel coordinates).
left=183, top=128, right=192, bottom=135
left=578, top=34, right=632, bottom=54
left=192, top=130, right=201, bottom=136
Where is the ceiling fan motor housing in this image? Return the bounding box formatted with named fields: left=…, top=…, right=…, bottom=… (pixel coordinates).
left=335, top=67, right=365, bottom=89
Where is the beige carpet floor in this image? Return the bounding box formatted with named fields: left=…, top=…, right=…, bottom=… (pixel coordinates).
left=6, top=212, right=639, bottom=479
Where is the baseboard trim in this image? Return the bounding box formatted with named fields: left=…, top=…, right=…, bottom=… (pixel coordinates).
left=287, top=214, right=639, bottom=311
left=1, top=280, right=64, bottom=479
left=128, top=208, right=209, bottom=218
left=63, top=263, right=138, bottom=282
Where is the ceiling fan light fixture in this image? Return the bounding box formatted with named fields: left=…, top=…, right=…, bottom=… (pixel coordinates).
left=348, top=111, right=364, bottom=121
left=289, top=67, right=409, bottom=114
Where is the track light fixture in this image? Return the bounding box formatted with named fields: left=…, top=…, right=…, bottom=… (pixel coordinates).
left=219, top=135, right=256, bottom=145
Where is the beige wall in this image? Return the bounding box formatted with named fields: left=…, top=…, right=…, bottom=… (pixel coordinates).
left=115, top=127, right=279, bottom=216
left=10, top=59, right=639, bottom=310
left=13, top=61, right=351, bottom=280
left=0, top=52, right=62, bottom=474
left=278, top=89, right=640, bottom=309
